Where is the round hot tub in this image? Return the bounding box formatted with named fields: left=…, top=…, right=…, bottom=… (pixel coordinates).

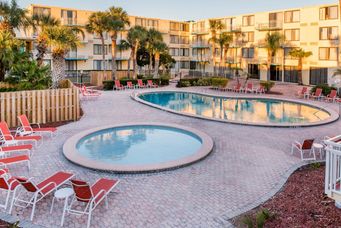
left=63, top=123, right=213, bottom=173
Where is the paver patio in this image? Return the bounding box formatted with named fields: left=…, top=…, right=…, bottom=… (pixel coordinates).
left=5, top=83, right=341, bottom=227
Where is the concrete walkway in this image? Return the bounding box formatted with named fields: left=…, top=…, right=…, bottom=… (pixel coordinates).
left=6, top=84, right=341, bottom=227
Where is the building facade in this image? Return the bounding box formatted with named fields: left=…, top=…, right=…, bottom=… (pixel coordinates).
left=19, top=3, right=341, bottom=85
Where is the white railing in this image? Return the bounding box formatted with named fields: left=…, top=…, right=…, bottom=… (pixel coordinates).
left=325, top=135, right=341, bottom=198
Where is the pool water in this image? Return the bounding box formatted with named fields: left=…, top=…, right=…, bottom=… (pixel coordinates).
left=76, top=125, right=202, bottom=165
left=139, top=92, right=331, bottom=124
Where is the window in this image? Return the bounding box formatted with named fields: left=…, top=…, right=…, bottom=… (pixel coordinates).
left=180, top=61, right=190, bottom=69
left=284, top=10, right=300, bottom=23
left=93, top=44, right=108, bottom=55
left=33, top=7, right=51, bottom=16
left=243, top=32, right=254, bottom=42
left=135, top=18, right=158, bottom=29
left=180, top=36, right=189, bottom=44
left=284, top=66, right=299, bottom=83
left=285, top=29, right=300, bottom=41
left=320, top=27, right=338, bottom=40
left=242, top=48, right=254, bottom=58
left=169, top=48, right=179, bottom=56
left=170, top=22, right=179, bottom=31
left=320, top=6, right=338, bottom=20
left=309, top=67, right=328, bottom=85
left=61, top=10, right=77, bottom=25
left=170, top=35, right=179, bottom=44
left=180, top=23, right=189, bottom=32
left=93, top=32, right=108, bottom=40
left=180, top=48, right=189, bottom=57
left=284, top=47, right=297, bottom=59
left=248, top=64, right=260, bottom=79
left=93, top=60, right=103, bottom=70
left=319, top=47, right=338, bottom=60
left=242, top=15, right=255, bottom=26
left=66, top=61, right=76, bottom=71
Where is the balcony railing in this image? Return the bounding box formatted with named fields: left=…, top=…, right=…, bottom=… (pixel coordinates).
left=191, top=55, right=210, bottom=62
left=256, top=21, right=283, bottom=31
left=65, top=53, right=88, bottom=60
left=61, top=18, right=81, bottom=26
left=191, top=42, right=210, bottom=48
left=191, top=29, right=209, bottom=35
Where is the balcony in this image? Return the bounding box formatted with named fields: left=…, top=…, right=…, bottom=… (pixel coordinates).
left=65, top=52, right=88, bottom=60
left=191, top=42, right=210, bottom=48
left=61, top=18, right=82, bottom=26
left=191, top=29, right=209, bottom=35
left=256, top=21, right=283, bottom=31
left=191, top=55, right=210, bottom=62
left=229, top=25, right=242, bottom=33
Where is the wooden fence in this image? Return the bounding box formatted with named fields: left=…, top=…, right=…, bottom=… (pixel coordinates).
left=0, top=81, right=80, bottom=127
left=90, top=71, right=134, bottom=86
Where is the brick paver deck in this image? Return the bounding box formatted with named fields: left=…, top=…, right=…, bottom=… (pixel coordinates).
left=6, top=83, right=341, bottom=227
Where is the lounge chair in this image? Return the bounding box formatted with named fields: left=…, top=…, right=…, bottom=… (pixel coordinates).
left=125, top=81, right=135, bottom=89
left=233, top=84, right=242, bottom=93
left=0, top=155, right=30, bottom=170
left=253, top=85, right=265, bottom=94
left=0, top=169, right=20, bottom=210
left=80, top=86, right=101, bottom=98
left=17, top=115, right=57, bottom=137
left=0, top=145, right=33, bottom=157
left=0, top=121, right=41, bottom=146
left=296, top=87, right=308, bottom=98
left=291, top=139, right=315, bottom=161
left=325, top=90, right=338, bottom=103
left=244, top=83, right=253, bottom=93
left=66, top=178, right=120, bottom=228
left=147, top=80, right=158, bottom=88
left=311, top=88, right=323, bottom=100
left=114, top=80, right=125, bottom=90
left=137, top=79, right=146, bottom=89
left=10, top=171, right=74, bottom=221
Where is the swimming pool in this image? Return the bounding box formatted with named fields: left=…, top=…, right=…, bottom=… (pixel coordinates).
left=63, top=123, right=213, bottom=172
left=135, top=91, right=337, bottom=127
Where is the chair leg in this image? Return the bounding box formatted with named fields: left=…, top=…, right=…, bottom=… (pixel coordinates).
left=9, top=188, right=17, bottom=214
left=87, top=210, right=92, bottom=228
left=300, top=150, right=304, bottom=161
left=105, top=196, right=108, bottom=209
left=30, top=194, right=38, bottom=221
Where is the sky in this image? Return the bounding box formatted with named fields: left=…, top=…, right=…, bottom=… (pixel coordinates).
left=18, top=0, right=337, bottom=21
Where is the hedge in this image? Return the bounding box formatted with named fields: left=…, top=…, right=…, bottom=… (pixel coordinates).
left=103, top=78, right=169, bottom=90
left=311, top=84, right=337, bottom=96
left=176, top=77, right=228, bottom=88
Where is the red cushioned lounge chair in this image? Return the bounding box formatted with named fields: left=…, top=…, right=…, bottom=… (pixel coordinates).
left=325, top=90, right=338, bottom=103
left=0, top=144, right=33, bottom=157
left=291, top=139, right=315, bottom=161
left=0, top=121, right=41, bottom=147
left=137, top=79, right=146, bottom=89
left=0, top=169, right=20, bottom=210
left=80, top=85, right=101, bottom=98
left=10, top=171, right=74, bottom=221
left=244, top=83, right=253, bottom=93
left=310, top=88, right=323, bottom=100
left=66, top=178, right=120, bottom=228
left=114, top=80, right=125, bottom=90
left=17, top=115, right=56, bottom=137
left=125, top=81, right=135, bottom=89
left=0, top=155, right=30, bottom=171
left=233, top=83, right=242, bottom=93
left=147, top=80, right=158, bottom=88
left=296, top=87, right=308, bottom=98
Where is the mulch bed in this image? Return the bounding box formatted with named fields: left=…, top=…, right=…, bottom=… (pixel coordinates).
left=232, top=164, right=341, bottom=227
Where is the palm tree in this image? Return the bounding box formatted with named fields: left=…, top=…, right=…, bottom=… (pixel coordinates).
left=213, top=32, right=233, bottom=68
left=0, top=0, right=30, bottom=35
left=41, top=26, right=81, bottom=88
left=152, top=41, right=168, bottom=78
left=106, top=6, right=130, bottom=79
left=209, top=19, right=224, bottom=67
left=289, top=48, right=312, bottom=84
left=0, top=30, right=21, bottom=81
left=86, top=12, right=109, bottom=72
left=265, top=32, right=284, bottom=80
left=31, top=14, right=60, bottom=66
left=145, top=28, right=163, bottom=76
left=118, top=26, right=147, bottom=79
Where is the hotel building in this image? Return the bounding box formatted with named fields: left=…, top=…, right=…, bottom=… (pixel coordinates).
left=19, top=3, right=341, bottom=86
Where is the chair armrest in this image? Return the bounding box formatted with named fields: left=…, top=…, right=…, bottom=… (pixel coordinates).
left=39, top=181, right=57, bottom=196
left=91, top=189, right=107, bottom=206
left=3, top=134, right=14, bottom=141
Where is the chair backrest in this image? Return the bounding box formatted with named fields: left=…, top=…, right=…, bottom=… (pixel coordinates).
left=236, top=84, right=241, bottom=90
left=315, top=88, right=322, bottom=96
left=15, top=177, right=38, bottom=193
left=0, top=122, right=12, bottom=141
left=71, top=179, right=93, bottom=203
left=329, top=90, right=337, bottom=98
left=0, top=169, right=10, bottom=190
left=301, top=87, right=307, bottom=94
left=138, top=79, right=144, bottom=85
left=127, top=81, right=133, bottom=87
left=302, top=139, right=314, bottom=150
left=147, top=80, right=153, bottom=85
left=115, top=80, right=121, bottom=87
left=18, top=115, right=31, bottom=132
left=247, top=83, right=252, bottom=89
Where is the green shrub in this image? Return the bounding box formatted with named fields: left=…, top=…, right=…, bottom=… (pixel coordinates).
left=211, top=78, right=228, bottom=88
left=137, top=74, right=144, bottom=79
left=177, top=80, right=191, bottom=87
left=311, top=84, right=336, bottom=96
left=260, top=81, right=275, bottom=93
left=0, top=87, right=17, bottom=92
left=103, top=80, right=114, bottom=90
left=177, top=78, right=213, bottom=87
left=160, top=77, right=170, bottom=86
left=256, top=209, right=271, bottom=228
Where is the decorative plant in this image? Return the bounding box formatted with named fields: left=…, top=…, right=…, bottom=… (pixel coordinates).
left=260, top=80, right=275, bottom=93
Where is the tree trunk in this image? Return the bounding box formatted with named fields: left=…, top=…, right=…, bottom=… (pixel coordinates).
left=132, top=46, right=137, bottom=79
left=51, top=54, right=66, bottom=89
left=297, top=58, right=303, bottom=85
left=36, top=38, right=47, bottom=66
left=153, top=52, right=160, bottom=78
left=127, top=50, right=132, bottom=79
left=267, top=50, right=272, bottom=81
left=101, top=36, right=106, bottom=72
left=111, top=33, right=118, bottom=80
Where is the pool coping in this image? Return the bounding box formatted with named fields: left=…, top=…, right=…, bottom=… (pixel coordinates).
left=63, top=122, right=214, bottom=173
left=131, top=90, right=340, bottom=128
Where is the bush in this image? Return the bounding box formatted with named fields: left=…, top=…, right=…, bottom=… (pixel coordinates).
left=260, top=81, right=275, bottom=93
left=211, top=78, right=228, bottom=88
left=103, top=80, right=114, bottom=90
left=102, top=78, right=169, bottom=90
left=177, top=78, right=212, bottom=87
left=0, top=87, right=17, bottom=92
left=311, top=84, right=336, bottom=96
